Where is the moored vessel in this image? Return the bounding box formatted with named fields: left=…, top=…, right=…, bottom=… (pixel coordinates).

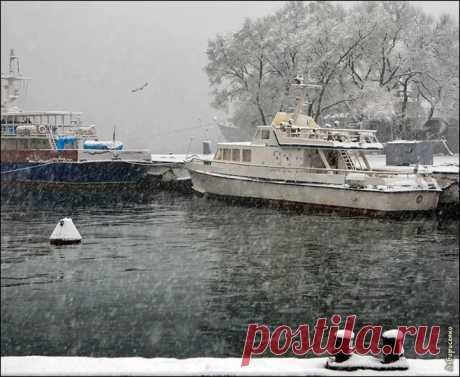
left=186, top=77, right=441, bottom=214
left=1, top=49, right=154, bottom=193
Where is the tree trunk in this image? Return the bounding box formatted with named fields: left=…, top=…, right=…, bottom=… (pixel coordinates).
left=401, top=80, right=408, bottom=120
left=307, top=102, right=314, bottom=117
left=427, top=104, right=435, bottom=120
left=256, top=100, right=267, bottom=125
left=314, top=85, right=326, bottom=121
left=256, top=55, right=267, bottom=125
left=399, top=76, right=412, bottom=138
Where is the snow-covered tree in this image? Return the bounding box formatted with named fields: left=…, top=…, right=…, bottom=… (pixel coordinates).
left=205, top=1, right=459, bottom=132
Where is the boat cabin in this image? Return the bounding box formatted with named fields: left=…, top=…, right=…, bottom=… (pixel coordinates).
left=212, top=120, right=381, bottom=174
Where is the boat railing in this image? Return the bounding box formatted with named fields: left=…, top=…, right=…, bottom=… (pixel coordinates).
left=1, top=123, right=95, bottom=138
left=209, top=160, right=425, bottom=179
left=274, top=126, right=380, bottom=145
left=1, top=112, right=83, bottom=132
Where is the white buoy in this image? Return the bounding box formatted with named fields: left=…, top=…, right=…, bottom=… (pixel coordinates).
left=49, top=218, right=82, bottom=245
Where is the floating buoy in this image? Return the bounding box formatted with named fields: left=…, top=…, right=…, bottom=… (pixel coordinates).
left=49, top=218, right=82, bottom=245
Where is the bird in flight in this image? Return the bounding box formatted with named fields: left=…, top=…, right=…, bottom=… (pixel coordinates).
left=131, top=82, right=149, bottom=93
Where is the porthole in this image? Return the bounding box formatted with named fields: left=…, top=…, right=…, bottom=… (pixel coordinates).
left=416, top=195, right=423, bottom=204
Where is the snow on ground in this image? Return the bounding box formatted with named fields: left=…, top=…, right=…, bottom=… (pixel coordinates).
left=1, top=357, right=458, bottom=376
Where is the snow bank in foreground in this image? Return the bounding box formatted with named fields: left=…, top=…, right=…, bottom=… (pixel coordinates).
left=1, top=357, right=458, bottom=376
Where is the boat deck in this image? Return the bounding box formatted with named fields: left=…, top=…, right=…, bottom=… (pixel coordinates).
left=366, top=153, right=459, bottom=174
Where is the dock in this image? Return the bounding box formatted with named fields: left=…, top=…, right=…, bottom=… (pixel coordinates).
left=150, top=153, right=213, bottom=191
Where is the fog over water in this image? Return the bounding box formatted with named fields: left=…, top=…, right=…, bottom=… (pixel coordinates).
left=1, top=1, right=458, bottom=154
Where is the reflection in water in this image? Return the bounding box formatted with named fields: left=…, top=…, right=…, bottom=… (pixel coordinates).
left=1, top=192, right=458, bottom=359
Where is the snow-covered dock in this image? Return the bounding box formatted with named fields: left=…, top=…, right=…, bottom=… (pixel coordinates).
left=150, top=153, right=213, bottom=164
left=1, top=356, right=457, bottom=376
left=149, top=153, right=213, bottom=185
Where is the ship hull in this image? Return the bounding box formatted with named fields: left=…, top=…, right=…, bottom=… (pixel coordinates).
left=0, top=160, right=194, bottom=198
left=1, top=160, right=149, bottom=185
left=188, top=168, right=440, bottom=214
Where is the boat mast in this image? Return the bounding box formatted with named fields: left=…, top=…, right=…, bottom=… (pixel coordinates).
left=1, top=49, right=31, bottom=113
left=291, top=75, right=322, bottom=122
left=292, top=75, right=306, bottom=123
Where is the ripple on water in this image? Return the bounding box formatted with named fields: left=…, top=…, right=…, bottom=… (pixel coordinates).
left=1, top=198, right=458, bottom=358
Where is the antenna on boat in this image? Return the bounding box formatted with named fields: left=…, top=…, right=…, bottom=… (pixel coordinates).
left=291, top=75, right=306, bottom=122
left=290, top=74, right=322, bottom=121
left=1, top=49, right=31, bottom=113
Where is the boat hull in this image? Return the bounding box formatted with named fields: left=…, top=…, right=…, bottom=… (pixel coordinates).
left=1, top=160, right=150, bottom=184
left=0, top=160, right=194, bottom=199
left=188, top=169, right=440, bottom=214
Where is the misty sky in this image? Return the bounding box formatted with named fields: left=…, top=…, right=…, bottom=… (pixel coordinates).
left=1, top=1, right=458, bottom=153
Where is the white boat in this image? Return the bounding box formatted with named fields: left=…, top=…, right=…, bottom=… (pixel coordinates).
left=186, top=77, right=441, bottom=214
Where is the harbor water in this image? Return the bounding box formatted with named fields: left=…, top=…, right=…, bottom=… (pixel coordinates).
left=1, top=192, right=458, bottom=359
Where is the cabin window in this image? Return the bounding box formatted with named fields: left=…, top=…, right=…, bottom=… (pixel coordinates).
left=214, top=149, right=223, bottom=160
left=242, top=149, right=252, bottom=162
left=231, top=149, right=240, bottom=162
left=223, top=148, right=231, bottom=160
left=261, top=130, right=270, bottom=140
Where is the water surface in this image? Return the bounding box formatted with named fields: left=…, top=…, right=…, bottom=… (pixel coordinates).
left=1, top=192, right=458, bottom=358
